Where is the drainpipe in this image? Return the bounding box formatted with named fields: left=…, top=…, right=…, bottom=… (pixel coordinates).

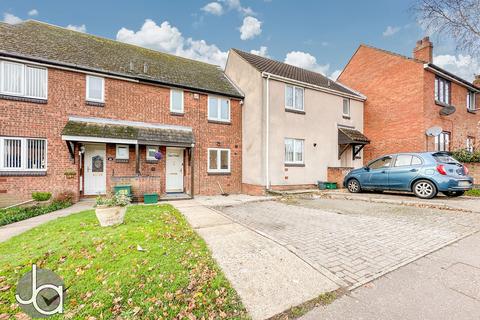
left=265, top=73, right=271, bottom=190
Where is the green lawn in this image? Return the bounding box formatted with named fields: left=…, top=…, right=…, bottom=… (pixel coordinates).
left=0, top=205, right=248, bottom=319
left=465, top=189, right=480, bottom=197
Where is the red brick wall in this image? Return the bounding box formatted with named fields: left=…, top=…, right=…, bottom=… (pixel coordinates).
left=327, top=167, right=353, bottom=188
left=339, top=45, right=480, bottom=163
left=465, top=163, right=480, bottom=186
left=0, top=66, right=242, bottom=200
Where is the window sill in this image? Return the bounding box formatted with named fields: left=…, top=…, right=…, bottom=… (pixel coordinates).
left=86, top=101, right=105, bottom=107
left=0, top=94, right=47, bottom=104
left=145, top=160, right=159, bottom=164
left=170, top=112, right=185, bottom=116
left=285, top=108, right=305, bottom=115
left=467, top=108, right=478, bottom=114
left=0, top=171, right=47, bottom=176
left=208, top=120, right=231, bottom=125
left=284, top=163, right=305, bottom=167
left=115, top=159, right=129, bottom=163
left=342, top=115, right=351, bottom=120
left=435, top=101, right=453, bottom=108
left=207, top=172, right=231, bottom=176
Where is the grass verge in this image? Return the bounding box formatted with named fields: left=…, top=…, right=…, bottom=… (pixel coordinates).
left=0, top=204, right=248, bottom=319
left=465, top=189, right=480, bottom=197
left=0, top=200, right=71, bottom=227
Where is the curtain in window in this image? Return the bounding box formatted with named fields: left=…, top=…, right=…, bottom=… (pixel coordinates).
left=294, top=140, right=303, bottom=162
left=88, top=76, right=103, bottom=101
left=294, top=87, right=303, bottom=109
left=4, top=139, right=22, bottom=168
left=2, top=62, right=23, bottom=95
left=171, top=90, right=183, bottom=112
left=285, top=139, right=294, bottom=162
left=25, top=66, right=47, bottom=98
left=27, top=139, right=46, bottom=169
left=285, top=86, right=293, bottom=107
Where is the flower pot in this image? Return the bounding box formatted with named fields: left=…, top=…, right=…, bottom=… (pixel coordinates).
left=95, top=205, right=126, bottom=227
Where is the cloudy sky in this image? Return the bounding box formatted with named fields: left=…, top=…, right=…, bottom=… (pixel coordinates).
left=1, top=0, right=478, bottom=81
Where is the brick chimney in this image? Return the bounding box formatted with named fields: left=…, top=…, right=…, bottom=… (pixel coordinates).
left=413, top=37, right=433, bottom=63
left=473, top=74, right=480, bottom=87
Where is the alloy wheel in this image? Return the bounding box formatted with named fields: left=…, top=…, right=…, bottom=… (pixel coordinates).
left=348, top=180, right=360, bottom=193
left=414, top=181, right=434, bottom=198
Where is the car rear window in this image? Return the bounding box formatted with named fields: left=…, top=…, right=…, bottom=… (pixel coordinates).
left=432, top=153, right=460, bottom=164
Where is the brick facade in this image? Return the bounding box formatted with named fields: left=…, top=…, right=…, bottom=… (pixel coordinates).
left=339, top=42, right=480, bottom=164
left=0, top=66, right=242, bottom=201
left=327, top=167, right=353, bottom=189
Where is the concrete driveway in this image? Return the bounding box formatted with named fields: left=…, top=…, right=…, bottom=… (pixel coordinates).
left=218, top=197, right=480, bottom=289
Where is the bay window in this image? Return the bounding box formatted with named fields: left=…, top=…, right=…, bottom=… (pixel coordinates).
left=0, top=137, right=47, bottom=171
left=208, top=96, right=230, bottom=122
left=0, top=60, right=47, bottom=99
left=285, top=138, right=304, bottom=164
left=208, top=148, right=230, bottom=173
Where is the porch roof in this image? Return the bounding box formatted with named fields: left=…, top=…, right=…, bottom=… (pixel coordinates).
left=61, top=117, right=195, bottom=147
left=338, top=127, right=370, bottom=145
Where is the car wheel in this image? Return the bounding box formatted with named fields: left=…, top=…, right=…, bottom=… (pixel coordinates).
left=347, top=179, right=362, bottom=193
left=413, top=180, right=437, bottom=199
left=442, top=191, right=465, bottom=197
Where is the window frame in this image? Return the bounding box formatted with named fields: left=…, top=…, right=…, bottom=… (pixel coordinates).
left=86, top=75, right=105, bottom=103
left=285, top=84, right=305, bottom=111
left=435, top=131, right=451, bottom=152
left=115, top=144, right=129, bottom=160
left=146, top=146, right=158, bottom=161
left=467, top=91, right=476, bottom=112
left=0, top=136, right=48, bottom=171
left=0, top=60, right=48, bottom=100
left=342, top=98, right=351, bottom=117
left=207, top=148, right=231, bottom=173
left=467, top=136, right=475, bottom=153
left=207, top=95, right=231, bottom=122
left=434, top=77, right=451, bottom=105
left=170, top=89, right=184, bottom=113
left=284, top=138, right=305, bottom=165
left=368, top=156, right=393, bottom=170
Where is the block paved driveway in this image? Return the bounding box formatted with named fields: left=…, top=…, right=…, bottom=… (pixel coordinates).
left=218, top=197, right=480, bottom=289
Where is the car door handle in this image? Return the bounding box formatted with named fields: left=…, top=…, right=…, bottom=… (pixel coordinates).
left=381, top=170, right=386, bottom=173
left=410, top=169, right=418, bottom=172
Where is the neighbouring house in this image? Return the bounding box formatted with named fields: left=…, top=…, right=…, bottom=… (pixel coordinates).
left=225, top=49, right=368, bottom=194
left=0, top=20, right=243, bottom=202
left=339, top=37, right=480, bottom=164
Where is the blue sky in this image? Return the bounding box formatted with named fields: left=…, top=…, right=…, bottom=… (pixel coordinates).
left=1, top=0, right=478, bottom=81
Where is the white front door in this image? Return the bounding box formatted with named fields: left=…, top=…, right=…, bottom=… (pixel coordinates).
left=84, top=144, right=107, bottom=195
left=166, top=147, right=184, bottom=192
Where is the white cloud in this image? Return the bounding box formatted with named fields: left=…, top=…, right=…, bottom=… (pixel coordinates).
left=28, top=9, right=38, bottom=16
left=239, top=16, right=262, bottom=40
left=330, top=69, right=342, bottom=80
left=116, top=19, right=228, bottom=67
left=3, top=13, right=22, bottom=24
left=66, top=24, right=87, bottom=33
left=284, top=51, right=330, bottom=75
left=202, top=2, right=224, bottom=15
left=382, top=25, right=401, bottom=37
left=220, top=0, right=255, bottom=16
left=250, top=46, right=269, bottom=57
left=433, top=54, right=480, bottom=82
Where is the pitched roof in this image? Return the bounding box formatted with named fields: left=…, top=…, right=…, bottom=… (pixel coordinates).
left=338, top=127, right=370, bottom=144
left=0, top=20, right=243, bottom=98
left=231, top=48, right=362, bottom=98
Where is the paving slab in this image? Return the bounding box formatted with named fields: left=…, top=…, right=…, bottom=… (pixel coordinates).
left=175, top=202, right=338, bottom=320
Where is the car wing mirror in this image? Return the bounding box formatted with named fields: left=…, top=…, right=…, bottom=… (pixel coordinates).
left=364, top=166, right=370, bottom=171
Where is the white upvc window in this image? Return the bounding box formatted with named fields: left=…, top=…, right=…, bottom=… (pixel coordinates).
left=86, top=75, right=105, bottom=103
left=208, top=148, right=230, bottom=173
left=170, top=89, right=184, bottom=113
left=435, top=131, right=451, bottom=152
left=285, top=85, right=304, bottom=111
left=435, top=77, right=450, bottom=105
left=0, top=60, right=47, bottom=99
left=208, top=96, right=230, bottom=122
left=285, top=138, right=304, bottom=164
left=0, top=137, right=47, bottom=171
left=343, top=98, right=350, bottom=117
left=116, top=144, right=129, bottom=160
left=467, top=91, right=476, bottom=111
left=467, top=136, right=475, bottom=153
left=146, top=146, right=158, bottom=161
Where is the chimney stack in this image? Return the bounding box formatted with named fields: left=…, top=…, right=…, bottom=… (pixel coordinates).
left=413, top=36, right=433, bottom=63
left=473, top=74, right=480, bottom=88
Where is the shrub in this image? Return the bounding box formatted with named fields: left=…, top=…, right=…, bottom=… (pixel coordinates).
left=465, top=189, right=480, bottom=197
left=451, top=149, right=480, bottom=163
left=0, top=200, right=72, bottom=226
left=31, top=192, right=52, bottom=202
left=54, top=191, right=75, bottom=203
left=95, top=193, right=131, bottom=207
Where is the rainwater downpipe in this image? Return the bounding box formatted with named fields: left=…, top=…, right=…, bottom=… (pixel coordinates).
left=265, top=73, right=271, bottom=190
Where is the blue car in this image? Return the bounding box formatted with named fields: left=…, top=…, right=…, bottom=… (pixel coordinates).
left=343, top=152, right=473, bottom=199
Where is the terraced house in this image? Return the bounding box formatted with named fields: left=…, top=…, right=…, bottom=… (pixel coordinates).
left=0, top=20, right=243, bottom=201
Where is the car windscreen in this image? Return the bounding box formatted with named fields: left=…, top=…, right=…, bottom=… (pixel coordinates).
left=432, top=153, right=460, bottom=165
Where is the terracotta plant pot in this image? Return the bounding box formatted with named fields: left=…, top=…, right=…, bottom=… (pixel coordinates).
left=95, top=206, right=126, bottom=227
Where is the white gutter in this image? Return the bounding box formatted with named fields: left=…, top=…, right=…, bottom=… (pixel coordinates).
left=424, top=64, right=480, bottom=92
left=261, top=71, right=366, bottom=101
left=61, top=135, right=138, bottom=144
left=265, top=74, right=271, bottom=189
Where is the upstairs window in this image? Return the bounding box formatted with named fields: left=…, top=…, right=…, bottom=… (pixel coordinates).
left=435, top=77, right=450, bottom=105
left=208, top=96, right=230, bottom=122
left=0, top=137, right=47, bottom=171
left=342, top=98, right=350, bottom=117
left=170, top=89, right=184, bottom=113
left=0, top=60, right=47, bottom=99
left=86, top=75, right=105, bottom=103
left=285, top=85, right=304, bottom=111
left=435, top=131, right=451, bottom=152
left=467, top=91, right=476, bottom=112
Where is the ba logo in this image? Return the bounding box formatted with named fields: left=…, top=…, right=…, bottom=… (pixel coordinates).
left=15, top=264, right=66, bottom=318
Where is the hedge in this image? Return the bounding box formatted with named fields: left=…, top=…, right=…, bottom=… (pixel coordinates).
left=450, top=149, right=480, bottom=163
left=0, top=200, right=72, bottom=227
